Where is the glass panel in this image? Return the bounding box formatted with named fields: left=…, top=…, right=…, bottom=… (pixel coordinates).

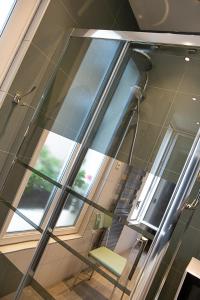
left=52, top=202, right=149, bottom=298
left=49, top=38, right=122, bottom=142
left=19, top=129, right=77, bottom=182
left=0, top=161, right=60, bottom=233
left=17, top=37, right=122, bottom=182
left=19, top=38, right=122, bottom=163
left=91, top=56, right=140, bottom=155
left=143, top=133, right=194, bottom=228
left=148, top=178, right=200, bottom=300
left=128, top=43, right=200, bottom=232
left=0, top=0, right=16, bottom=35
left=56, top=148, right=105, bottom=227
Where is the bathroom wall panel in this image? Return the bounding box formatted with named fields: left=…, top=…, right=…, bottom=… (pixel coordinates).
left=132, top=120, right=162, bottom=162
left=0, top=101, right=33, bottom=154
left=148, top=53, right=186, bottom=91
left=179, top=59, right=200, bottom=95
left=164, top=92, right=200, bottom=136
left=140, top=86, right=173, bottom=127
left=8, top=43, right=56, bottom=110
left=31, top=0, right=75, bottom=66
left=59, top=0, right=115, bottom=30
left=0, top=253, right=23, bottom=297
left=60, top=0, right=137, bottom=31
left=113, top=0, right=139, bottom=30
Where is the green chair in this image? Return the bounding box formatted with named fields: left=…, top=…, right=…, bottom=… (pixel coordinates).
left=88, top=213, right=127, bottom=299
left=71, top=212, right=127, bottom=299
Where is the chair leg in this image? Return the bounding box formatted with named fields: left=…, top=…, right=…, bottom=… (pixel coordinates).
left=120, top=290, right=125, bottom=300
left=70, top=272, right=80, bottom=290
left=88, top=269, right=95, bottom=280
left=110, top=285, right=117, bottom=300
left=109, top=277, right=119, bottom=300
left=120, top=278, right=129, bottom=300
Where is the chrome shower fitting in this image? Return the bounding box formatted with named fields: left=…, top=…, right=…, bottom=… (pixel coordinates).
left=0, top=86, right=36, bottom=108
left=184, top=198, right=199, bottom=210
left=12, top=86, right=36, bottom=105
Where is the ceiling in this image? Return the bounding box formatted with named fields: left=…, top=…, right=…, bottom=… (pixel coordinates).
left=129, top=0, right=200, bottom=33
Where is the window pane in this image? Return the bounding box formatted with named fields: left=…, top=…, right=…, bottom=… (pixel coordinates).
left=0, top=0, right=16, bottom=35
left=3, top=162, right=58, bottom=233
left=56, top=149, right=105, bottom=227
left=34, top=132, right=76, bottom=181
left=19, top=129, right=77, bottom=182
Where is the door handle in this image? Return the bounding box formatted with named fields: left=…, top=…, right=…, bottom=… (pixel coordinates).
left=184, top=198, right=199, bottom=210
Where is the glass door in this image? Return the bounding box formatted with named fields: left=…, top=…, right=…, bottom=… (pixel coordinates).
left=1, top=32, right=200, bottom=300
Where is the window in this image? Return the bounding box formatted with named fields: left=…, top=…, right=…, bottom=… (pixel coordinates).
left=56, top=149, right=105, bottom=227
left=0, top=0, right=16, bottom=35
left=7, top=131, right=77, bottom=232
left=2, top=132, right=107, bottom=241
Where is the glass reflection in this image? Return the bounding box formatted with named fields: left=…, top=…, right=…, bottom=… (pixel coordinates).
left=56, top=149, right=105, bottom=227
left=7, top=171, right=56, bottom=232
left=32, top=131, right=76, bottom=182
left=129, top=125, right=195, bottom=230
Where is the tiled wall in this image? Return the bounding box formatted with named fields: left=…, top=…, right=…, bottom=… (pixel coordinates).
left=139, top=50, right=200, bottom=300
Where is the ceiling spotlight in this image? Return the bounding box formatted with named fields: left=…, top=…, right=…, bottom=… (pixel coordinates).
left=196, top=122, right=200, bottom=125
left=192, top=97, right=197, bottom=101
left=185, top=57, right=190, bottom=62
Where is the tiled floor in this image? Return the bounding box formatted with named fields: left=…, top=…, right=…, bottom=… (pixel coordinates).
left=1, top=287, right=43, bottom=300
left=47, top=248, right=148, bottom=300
left=1, top=247, right=147, bottom=299
left=48, top=270, right=130, bottom=300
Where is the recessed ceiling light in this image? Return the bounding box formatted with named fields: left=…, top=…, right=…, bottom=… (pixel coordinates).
left=185, top=57, right=190, bottom=62
left=192, top=97, right=197, bottom=101
left=196, top=122, right=200, bottom=125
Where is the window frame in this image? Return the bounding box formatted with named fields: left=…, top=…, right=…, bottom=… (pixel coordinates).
left=0, top=128, right=109, bottom=245
left=0, top=0, right=43, bottom=90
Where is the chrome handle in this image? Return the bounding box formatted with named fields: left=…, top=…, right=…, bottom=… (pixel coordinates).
left=184, top=198, right=199, bottom=210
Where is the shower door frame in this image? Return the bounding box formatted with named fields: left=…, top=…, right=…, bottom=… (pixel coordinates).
left=9, top=29, right=200, bottom=299
left=71, top=29, right=200, bottom=300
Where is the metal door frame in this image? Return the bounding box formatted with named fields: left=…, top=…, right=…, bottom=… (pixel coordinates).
left=14, top=29, right=200, bottom=299
left=70, top=29, right=200, bottom=300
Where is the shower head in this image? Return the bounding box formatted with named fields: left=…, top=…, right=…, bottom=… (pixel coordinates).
left=132, top=49, right=152, bottom=72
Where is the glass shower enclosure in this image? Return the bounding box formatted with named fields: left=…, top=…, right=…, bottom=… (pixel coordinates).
left=1, top=30, right=200, bottom=300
